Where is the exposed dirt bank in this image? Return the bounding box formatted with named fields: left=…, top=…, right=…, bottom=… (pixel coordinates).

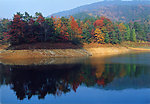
left=0, top=49, right=90, bottom=59
left=0, top=57, right=88, bottom=65
left=0, top=43, right=150, bottom=64
left=0, top=46, right=150, bottom=60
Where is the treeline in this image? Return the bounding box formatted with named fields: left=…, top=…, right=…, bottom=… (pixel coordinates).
left=0, top=12, right=149, bottom=45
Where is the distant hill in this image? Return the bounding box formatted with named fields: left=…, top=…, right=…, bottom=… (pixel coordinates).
left=49, top=1, right=150, bottom=22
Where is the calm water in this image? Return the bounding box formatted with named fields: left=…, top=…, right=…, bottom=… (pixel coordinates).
left=0, top=52, right=150, bottom=104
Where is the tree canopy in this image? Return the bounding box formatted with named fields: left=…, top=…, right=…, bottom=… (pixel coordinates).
left=0, top=12, right=149, bottom=45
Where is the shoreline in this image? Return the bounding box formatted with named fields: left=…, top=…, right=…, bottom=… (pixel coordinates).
left=0, top=46, right=150, bottom=65
left=0, top=49, right=90, bottom=59
left=85, top=47, right=131, bottom=57
left=0, top=46, right=150, bottom=59
left=127, top=47, right=150, bottom=51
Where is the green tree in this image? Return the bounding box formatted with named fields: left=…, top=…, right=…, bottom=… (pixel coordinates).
left=125, top=25, right=130, bottom=41
left=60, top=17, right=69, bottom=26
left=23, top=12, right=32, bottom=22
left=81, top=28, right=92, bottom=43
left=16, top=12, right=24, bottom=18
left=104, top=33, right=109, bottom=43
left=111, top=31, right=119, bottom=44
left=130, top=28, right=136, bottom=42
left=134, top=22, right=146, bottom=41
left=35, top=12, right=43, bottom=18
left=45, top=18, right=56, bottom=41
left=114, top=23, right=121, bottom=43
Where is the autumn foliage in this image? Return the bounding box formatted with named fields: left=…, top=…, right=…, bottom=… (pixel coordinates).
left=94, top=28, right=105, bottom=43
left=8, top=15, right=26, bottom=44
left=1, top=12, right=149, bottom=45
left=93, top=20, right=104, bottom=29
left=70, top=16, right=82, bottom=37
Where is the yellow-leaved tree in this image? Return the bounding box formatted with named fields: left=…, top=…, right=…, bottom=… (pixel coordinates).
left=94, top=28, right=105, bottom=43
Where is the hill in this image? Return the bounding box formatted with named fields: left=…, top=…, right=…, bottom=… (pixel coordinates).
left=50, top=1, right=150, bottom=22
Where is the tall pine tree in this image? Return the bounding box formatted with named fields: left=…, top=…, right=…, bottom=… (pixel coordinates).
left=130, top=29, right=136, bottom=42
left=105, top=33, right=109, bottom=43
left=125, top=25, right=130, bottom=41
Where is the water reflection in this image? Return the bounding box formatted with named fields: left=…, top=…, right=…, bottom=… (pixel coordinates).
left=0, top=57, right=150, bottom=100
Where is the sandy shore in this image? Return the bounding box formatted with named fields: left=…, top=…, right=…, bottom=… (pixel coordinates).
left=85, top=47, right=131, bottom=57
left=128, top=47, right=150, bottom=51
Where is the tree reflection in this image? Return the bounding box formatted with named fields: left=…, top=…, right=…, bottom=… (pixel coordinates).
left=0, top=62, right=150, bottom=100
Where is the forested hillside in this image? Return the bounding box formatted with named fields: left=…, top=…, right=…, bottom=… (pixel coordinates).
left=50, top=1, right=150, bottom=23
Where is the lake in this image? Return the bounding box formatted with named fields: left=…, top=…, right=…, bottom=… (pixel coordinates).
left=0, top=52, right=150, bottom=104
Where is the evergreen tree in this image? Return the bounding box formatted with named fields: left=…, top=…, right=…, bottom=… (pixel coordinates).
left=118, top=32, right=122, bottom=43
left=81, top=29, right=92, bottom=43
left=130, top=29, right=136, bottom=42
left=134, top=22, right=147, bottom=41
left=125, top=25, right=130, bottom=41
left=45, top=18, right=56, bottom=41
left=105, top=33, right=109, bottom=43
left=111, top=31, right=119, bottom=44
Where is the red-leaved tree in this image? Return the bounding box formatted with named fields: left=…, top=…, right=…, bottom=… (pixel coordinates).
left=93, top=20, right=104, bottom=29
left=8, top=14, right=26, bottom=45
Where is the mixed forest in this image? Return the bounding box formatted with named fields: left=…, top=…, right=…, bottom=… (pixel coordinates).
left=0, top=12, right=150, bottom=46
left=51, top=1, right=150, bottom=23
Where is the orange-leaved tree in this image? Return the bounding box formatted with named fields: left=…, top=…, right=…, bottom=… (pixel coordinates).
left=94, top=28, right=105, bottom=43
left=69, top=16, right=82, bottom=42
left=60, top=24, right=69, bottom=41
left=36, top=15, right=45, bottom=24
left=70, top=16, right=82, bottom=35
left=93, top=19, right=104, bottom=29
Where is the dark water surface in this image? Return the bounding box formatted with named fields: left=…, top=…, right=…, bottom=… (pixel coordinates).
left=0, top=52, right=150, bottom=104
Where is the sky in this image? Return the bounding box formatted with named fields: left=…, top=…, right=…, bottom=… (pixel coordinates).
left=0, top=0, right=102, bottom=19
